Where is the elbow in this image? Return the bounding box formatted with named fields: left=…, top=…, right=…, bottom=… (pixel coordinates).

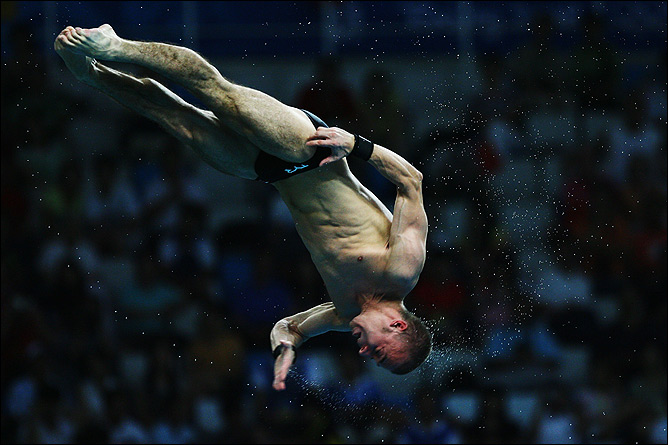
left=401, top=167, right=423, bottom=193
left=406, top=162, right=423, bottom=185
left=413, top=168, right=424, bottom=184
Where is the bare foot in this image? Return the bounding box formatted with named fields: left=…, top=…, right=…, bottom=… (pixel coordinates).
left=55, top=24, right=124, bottom=62
left=54, top=27, right=96, bottom=83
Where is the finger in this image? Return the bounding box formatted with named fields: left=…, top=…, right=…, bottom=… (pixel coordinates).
left=272, top=372, right=285, bottom=390
left=313, top=126, right=331, bottom=135
left=306, top=137, right=328, bottom=144
left=273, top=361, right=290, bottom=391
left=272, top=365, right=287, bottom=390
left=306, top=132, right=329, bottom=141
left=319, top=155, right=339, bottom=167
left=273, top=379, right=286, bottom=391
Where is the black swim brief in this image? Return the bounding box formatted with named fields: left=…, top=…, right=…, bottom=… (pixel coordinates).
left=254, top=109, right=330, bottom=184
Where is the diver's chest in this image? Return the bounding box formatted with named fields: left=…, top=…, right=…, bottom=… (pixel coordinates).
left=318, top=247, right=389, bottom=289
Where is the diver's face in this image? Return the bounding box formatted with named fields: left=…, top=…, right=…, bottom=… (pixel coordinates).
left=350, top=319, right=408, bottom=371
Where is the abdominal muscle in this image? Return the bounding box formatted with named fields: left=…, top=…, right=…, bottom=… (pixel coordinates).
left=274, top=160, right=394, bottom=305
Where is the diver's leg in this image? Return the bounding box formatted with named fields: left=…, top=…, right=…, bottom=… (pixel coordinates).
left=55, top=27, right=259, bottom=179
left=60, top=24, right=317, bottom=164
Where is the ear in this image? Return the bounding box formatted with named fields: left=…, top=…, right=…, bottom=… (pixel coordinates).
left=390, top=320, right=408, bottom=331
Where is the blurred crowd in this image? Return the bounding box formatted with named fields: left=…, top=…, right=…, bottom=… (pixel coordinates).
left=2, top=10, right=666, bottom=445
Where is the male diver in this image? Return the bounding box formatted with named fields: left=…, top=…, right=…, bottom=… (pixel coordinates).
left=54, top=24, right=431, bottom=391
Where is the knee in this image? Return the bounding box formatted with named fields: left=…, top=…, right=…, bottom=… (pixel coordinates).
left=209, top=80, right=243, bottom=116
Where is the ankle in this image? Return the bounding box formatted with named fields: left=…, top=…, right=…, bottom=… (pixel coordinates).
left=108, top=38, right=135, bottom=63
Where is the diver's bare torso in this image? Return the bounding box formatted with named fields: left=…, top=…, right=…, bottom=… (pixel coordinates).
left=273, top=160, right=398, bottom=317
left=191, top=116, right=406, bottom=318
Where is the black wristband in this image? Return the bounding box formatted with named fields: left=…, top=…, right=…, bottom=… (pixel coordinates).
left=272, top=344, right=297, bottom=363
left=351, top=134, right=374, bottom=161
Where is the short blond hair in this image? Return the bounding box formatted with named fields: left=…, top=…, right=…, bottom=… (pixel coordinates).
left=392, top=308, right=432, bottom=375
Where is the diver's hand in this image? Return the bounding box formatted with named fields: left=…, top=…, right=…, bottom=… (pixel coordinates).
left=270, top=319, right=303, bottom=391
left=306, top=127, right=356, bottom=167
left=272, top=340, right=296, bottom=391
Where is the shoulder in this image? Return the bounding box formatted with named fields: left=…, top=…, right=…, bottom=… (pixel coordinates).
left=383, top=244, right=425, bottom=290
left=382, top=266, right=421, bottom=298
